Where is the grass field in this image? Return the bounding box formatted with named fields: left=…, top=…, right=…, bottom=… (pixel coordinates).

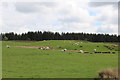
left=2, top=40, right=118, bottom=78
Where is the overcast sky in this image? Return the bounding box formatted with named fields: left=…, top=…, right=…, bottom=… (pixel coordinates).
left=0, top=0, right=118, bottom=35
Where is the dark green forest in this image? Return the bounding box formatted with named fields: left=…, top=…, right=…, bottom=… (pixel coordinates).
left=1, top=31, right=119, bottom=42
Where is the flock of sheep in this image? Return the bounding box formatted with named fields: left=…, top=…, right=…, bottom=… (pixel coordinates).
left=6, top=41, right=115, bottom=54
left=38, top=46, right=50, bottom=50
left=5, top=44, right=104, bottom=54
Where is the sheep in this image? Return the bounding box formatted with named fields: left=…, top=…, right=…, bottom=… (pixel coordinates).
left=93, top=49, right=97, bottom=52
left=39, top=47, right=50, bottom=50
left=6, top=45, right=10, bottom=48
left=43, top=47, right=49, bottom=50
left=40, top=47, right=43, bottom=50
left=61, top=49, right=67, bottom=51
left=74, top=43, right=78, bottom=45
left=41, top=47, right=46, bottom=50
left=98, top=68, right=120, bottom=80
left=46, top=47, right=50, bottom=50
left=79, top=50, right=84, bottom=53
left=64, top=49, right=67, bottom=51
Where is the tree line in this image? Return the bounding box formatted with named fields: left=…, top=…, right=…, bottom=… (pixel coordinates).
left=0, top=31, right=119, bottom=42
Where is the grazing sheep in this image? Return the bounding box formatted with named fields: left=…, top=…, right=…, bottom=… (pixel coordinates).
left=38, top=47, right=41, bottom=49
left=38, top=47, right=44, bottom=50
left=42, top=47, right=45, bottom=50
left=61, top=49, right=67, bottom=51
left=40, top=47, right=46, bottom=50
left=39, top=47, right=50, bottom=50
left=93, top=49, right=97, bottom=52
left=6, top=45, right=10, bottom=48
left=46, top=47, right=50, bottom=50
left=40, top=47, right=43, bottom=50
left=98, top=68, right=120, bottom=80
left=74, top=43, right=77, bottom=44
left=74, top=43, right=79, bottom=45
left=79, top=50, right=84, bottom=53
left=64, top=49, right=67, bottom=51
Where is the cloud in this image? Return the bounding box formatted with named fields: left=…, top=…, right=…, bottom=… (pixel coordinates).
left=95, top=6, right=118, bottom=24
left=89, top=3, right=118, bottom=34
left=96, top=24, right=118, bottom=34
left=90, top=0, right=119, bottom=2
left=89, top=2, right=117, bottom=7
left=58, top=22, right=97, bottom=33
left=1, top=1, right=118, bottom=35
left=15, top=2, right=57, bottom=13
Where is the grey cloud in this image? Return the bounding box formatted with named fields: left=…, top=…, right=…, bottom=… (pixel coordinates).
left=90, top=0, right=119, bottom=2
left=89, top=2, right=118, bottom=8
left=15, top=2, right=57, bottom=13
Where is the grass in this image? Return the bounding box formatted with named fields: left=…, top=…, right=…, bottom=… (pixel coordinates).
left=2, top=40, right=118, bottom=78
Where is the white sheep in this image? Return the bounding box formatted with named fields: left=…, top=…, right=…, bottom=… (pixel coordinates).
left=6, top=45, right=10, bottom=48
left=61, top=49, right=67, bottom=51
left=93, top=49, right=96, bottom=52
left=40, top=47, right=43, bottom=50
left=79, top=50, right=84, bottom=53
left=64, top=49, right=67, bottom=51
left=74, top=43, right=79, bottom=45
left=42, top=47, right=46, bottom=50
left=46, top=47, right=50, bottom=50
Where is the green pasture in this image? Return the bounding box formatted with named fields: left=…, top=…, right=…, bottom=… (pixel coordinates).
left=2, top=40, right=118, bottom=78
